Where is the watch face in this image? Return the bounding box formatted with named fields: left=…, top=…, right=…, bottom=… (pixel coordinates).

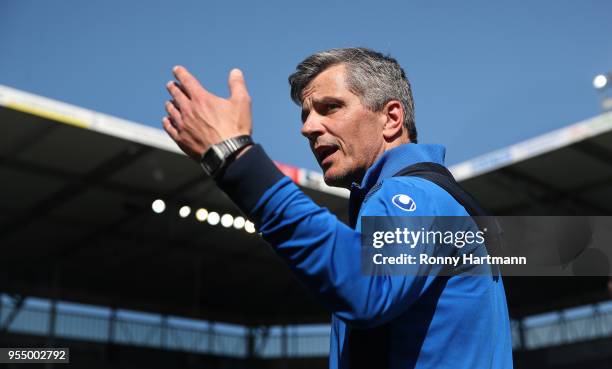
left=201, top=147, right=225, bottom=176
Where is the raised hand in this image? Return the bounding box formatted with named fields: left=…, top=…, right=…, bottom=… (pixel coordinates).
left=163, top=66, right=253, bottom=161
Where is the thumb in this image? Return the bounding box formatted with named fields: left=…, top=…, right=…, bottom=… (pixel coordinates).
left=228, top=68, right=250, bottom=101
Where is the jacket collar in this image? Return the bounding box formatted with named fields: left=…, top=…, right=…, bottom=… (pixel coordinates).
left=352, top=143, right=446, bottom=195
left=348, top=143, right=446, bottom=226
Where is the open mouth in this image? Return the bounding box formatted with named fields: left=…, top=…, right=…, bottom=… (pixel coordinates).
left=314, top=145, right=339, bottom=166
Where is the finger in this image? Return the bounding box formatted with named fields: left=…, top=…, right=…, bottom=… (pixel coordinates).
left=228, top=68, right=250, bottom=101
left=172, top=80, right=189, bottom=98
left=166, top=81, right=190, bottom=109
left=173, top=65, right=207, bottom=98
left=162, top=116, right=179, bottom=141
left=165, top=100, right=183, bottom=127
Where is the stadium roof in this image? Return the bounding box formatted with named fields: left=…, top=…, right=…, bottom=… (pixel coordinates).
left=0, top=85, right=610, bottom=324
left=451, top=110, right=612, bottom=215
left=449, top=110, right=612, bottom=317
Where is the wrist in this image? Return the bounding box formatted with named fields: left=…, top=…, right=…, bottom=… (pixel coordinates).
left=234, top=144, right=253, bottom=160
left=215, top=144, right=285, bottom=213
left=200, top=135, right=254, bottom=178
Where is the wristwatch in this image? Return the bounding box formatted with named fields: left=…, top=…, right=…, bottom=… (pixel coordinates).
left=200, top=135, right=254, bottom=178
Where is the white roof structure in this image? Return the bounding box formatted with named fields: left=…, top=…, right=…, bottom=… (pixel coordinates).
left=0, top=85, right=350, bottom=198
left=450, top=110, right=612, bottom=181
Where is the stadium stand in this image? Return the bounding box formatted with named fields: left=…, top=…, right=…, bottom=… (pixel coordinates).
left=0, top=85, right=610, bottom=368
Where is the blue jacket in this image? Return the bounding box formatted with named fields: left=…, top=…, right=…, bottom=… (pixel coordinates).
left=217, top=143, right=513, bottom=369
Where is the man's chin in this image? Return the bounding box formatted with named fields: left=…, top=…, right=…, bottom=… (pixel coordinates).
left=323, top=170, right=352, bottom=189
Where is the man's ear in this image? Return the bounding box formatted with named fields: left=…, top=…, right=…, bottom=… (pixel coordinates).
left=382, top=100, right=405, bottom=142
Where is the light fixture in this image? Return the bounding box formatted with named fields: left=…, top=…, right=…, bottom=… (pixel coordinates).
left=152, top=199, right=166, bottom=214
left=245, top=220, right=256, bottom=234
left=195, top=208, right=208, bottom=222
left=593, top=74, right=608, bottom=90
left=221, top=214, right=234, bottom=228
left=233, top=216, right=245, bottom=229
left=179, top=206, right=191, bottom=218
left=207, top=212, right=220, bottom=226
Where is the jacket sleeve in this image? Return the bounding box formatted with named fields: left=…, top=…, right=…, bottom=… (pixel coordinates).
left=216, top=145, right=443, bottom=328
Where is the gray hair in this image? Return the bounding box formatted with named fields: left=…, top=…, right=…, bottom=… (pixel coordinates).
left=288, top=47, right=417, bottom=143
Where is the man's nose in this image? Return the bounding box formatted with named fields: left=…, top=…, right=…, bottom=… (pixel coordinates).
left=301, top=115, right=325, bottom=140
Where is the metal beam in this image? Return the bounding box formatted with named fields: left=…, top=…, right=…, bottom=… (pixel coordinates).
left=160, top=314, right=168, bottom=348
left=281, top=325, right=288, bottom=357
left=108, top=307, right=116, bottom=344
left=0, top=121, right=57, bottom=158
left=0, top=294, right=24, bottom=332
left=573, top=140, right=612, bottom=168
left=493, top=167, right=608, bottom=215
left=247, top=327, right=256, bottom=359
left=0, top=155, right=157, bottom=198
left=0, top=144, right=152, bottom=239
left=0, top=155, right=200, bottom=206
left=208, top=322, right=215, bottom=354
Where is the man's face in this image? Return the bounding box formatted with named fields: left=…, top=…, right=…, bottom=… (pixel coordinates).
left=300, top=64, right=385, bottom=188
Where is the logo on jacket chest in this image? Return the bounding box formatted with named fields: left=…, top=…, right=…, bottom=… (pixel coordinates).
left=391, top=194, right=417, bottom=212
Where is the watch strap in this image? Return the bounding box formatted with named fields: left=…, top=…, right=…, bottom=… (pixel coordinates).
left=201, top=135, right=253, bottom=178
left=216, top=135, right=253, bottom=158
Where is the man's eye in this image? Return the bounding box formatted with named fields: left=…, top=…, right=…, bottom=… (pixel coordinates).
left=327, top=103, right=340, bottom=111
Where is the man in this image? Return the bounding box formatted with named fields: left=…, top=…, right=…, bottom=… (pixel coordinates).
left=162, top=48, right=513, bottom=369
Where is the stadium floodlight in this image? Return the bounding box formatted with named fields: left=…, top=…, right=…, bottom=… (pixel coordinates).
left=195, top=208, right=208, bottom=222
left=152, top=199, right=166, bottom=214
left=207, top=211, right=220, bottom=226
left=179, top=206, right=191, bottom=218
left=221, top=214, right=234, bottom=228
left=233, top=216, right=246, bottom=229
left=245, top=220, right=256, bottom=234
left=593, top=74, right=608, bottom=89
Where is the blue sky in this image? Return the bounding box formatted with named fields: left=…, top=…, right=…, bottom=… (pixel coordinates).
left=1, top=0, right=611, bottom=171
